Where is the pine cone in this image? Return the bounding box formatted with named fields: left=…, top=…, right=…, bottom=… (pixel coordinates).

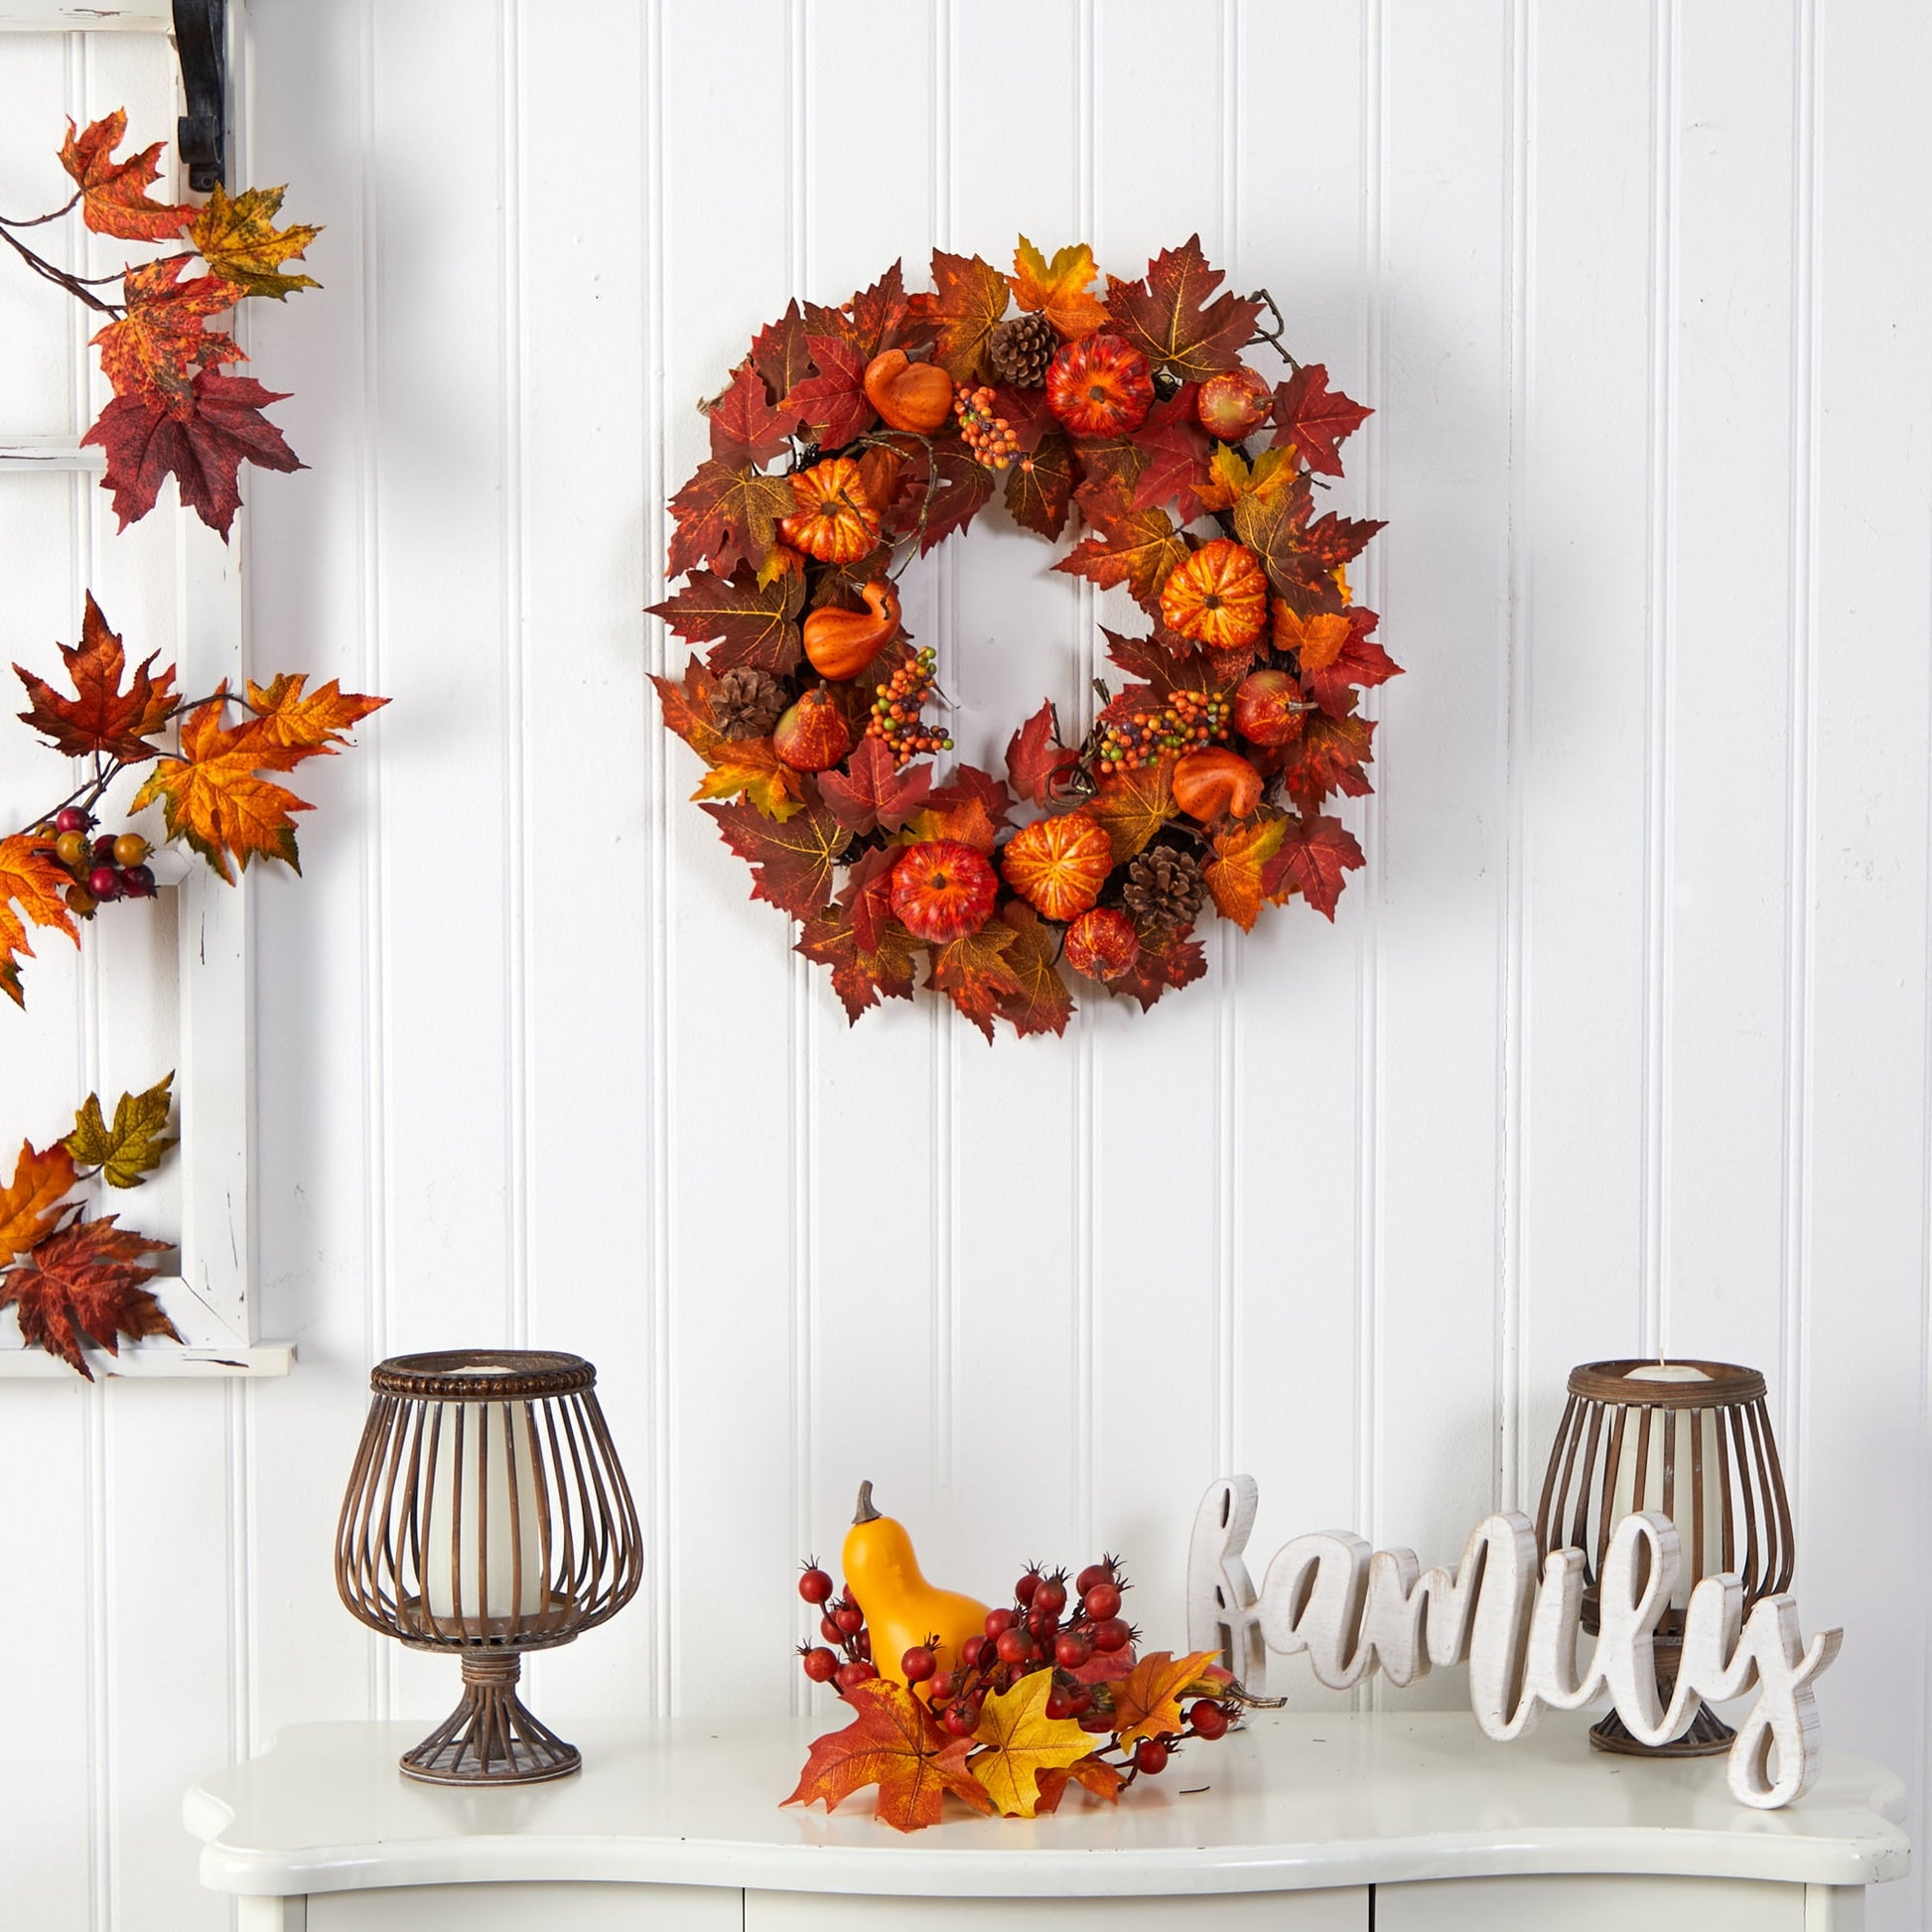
left=1123, top=846, right=1205, bottom=929
left=987, top=313, right=1058, bottom=388
left=712, top=666, right=787, bottom=740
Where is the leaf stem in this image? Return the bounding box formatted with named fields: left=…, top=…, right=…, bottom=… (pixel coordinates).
left=0, top=219, right=121, bottom=316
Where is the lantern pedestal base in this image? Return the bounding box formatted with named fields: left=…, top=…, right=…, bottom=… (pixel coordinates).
left=1587, top=1640, right=1736, bottom=1758
left=399, top=1650, right=581, bottom=1785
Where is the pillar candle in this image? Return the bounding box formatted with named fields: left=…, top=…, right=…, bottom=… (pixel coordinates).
left=420, top=1379, right=548, bottom=1625
left=1607, top=1363, right=1725, bottom=1608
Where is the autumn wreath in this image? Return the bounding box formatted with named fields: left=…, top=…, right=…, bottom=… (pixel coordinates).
left=650, top=236, right=1398, bottom=1038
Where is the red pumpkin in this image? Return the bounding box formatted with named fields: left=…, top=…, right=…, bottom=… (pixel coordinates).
left=1000, top=811, right=1114, bottom=922
left=1064, top=906, right=1140, bottom=982
left=891, top=841, right=999, bottom=943
left=1045, top=335, right=1155, bottom=438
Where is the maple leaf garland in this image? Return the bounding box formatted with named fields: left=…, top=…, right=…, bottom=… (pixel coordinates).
left=5, top=110, right=320, bottom=535
left=651, top=237, right=1400, bottom=1036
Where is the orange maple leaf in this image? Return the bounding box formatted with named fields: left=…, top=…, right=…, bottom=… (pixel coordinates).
left=690, top=738, right=805, bottom=821
left=1107, top=1650, right=1222, bottom=1749
left=14, top=592, right=177, bottom=760
left=1270, top=603, right=1354, bottom=674
left=91, top=256, right=243, bottom=408
left=242, top=674, right=386, bottom=754
left=909, top=249, right=1010, bottom=382
left=926, top=923, right=1023, bottom=1042
left=128, top=691, right=313, bottom=885
left=58, top=110, right=193, bottom=241
left=0, top=1216, right=178, bottom=1380
left=1203, top=810, right=1290, bottom=932
left=0, top=833, right=80, bottom=1009
left=0, top=1140, right=78, bottom=1261
left=1035, top=1755, right=1125, bottom=1813
left=994, top=903, right=1074, bottom=1039
left=1087, top=758, right=1177, bottom=865
left=783, top=1679, right=993, bottom=1833
left=970, top=1670, right=1097, bottom=1817
left=1009, top=237, right=1110, bottom=341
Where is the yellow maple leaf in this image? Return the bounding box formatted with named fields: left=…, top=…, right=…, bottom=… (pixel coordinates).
left=0, top=1139, right=78, bottom=1261
left=243, top=673, right=387, bottom=754
left=1107, top=1650, right=1222, bottom=1749
left=970, top=1671, right=1097, bottom=1818
left=1203, top=810, right=1290, bottom=932
left=1196, top=441, right=1297, bottom=513
left=64, top=1072, right=177, bottom=1190
left=1009, top=236, right=1111, bottom=341
left=191, top=183, right=322, bottom=300
left=690, top=740, right=805, bottom=821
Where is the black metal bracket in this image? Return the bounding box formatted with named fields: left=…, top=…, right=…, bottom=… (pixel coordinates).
left=173, top=0, right=226, bottom=193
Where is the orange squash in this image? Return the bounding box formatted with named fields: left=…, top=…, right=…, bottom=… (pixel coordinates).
left=803, top=579, right=901, bottom=681
left=863, top=349, right=954, bottom=435
left=841, top=1481, right=988, bottom=1693
left=1000, top=811, right=1114, bottom=922
left=1173, top=745, right=1263, bottom=822
left=1160, top=538, right=1269, bottom=650
left=779, top=457, right=881, bottom=563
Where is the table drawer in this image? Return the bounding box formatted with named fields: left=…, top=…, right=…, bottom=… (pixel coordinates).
left=1375, top=1874, right=1807, bottom=1931
left=306, top=1882, right=740, bottom=1929
left=747, top=1889, right=1367, bottom=1929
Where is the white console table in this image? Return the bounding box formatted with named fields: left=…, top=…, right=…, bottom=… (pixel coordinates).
left=185, top=1709, right=1908, bottom=1930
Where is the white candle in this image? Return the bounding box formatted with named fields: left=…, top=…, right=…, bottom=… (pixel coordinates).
left=1607, top=1363, right=1725, bottom=1608
left=419, top=1377, right=548, bottom=1625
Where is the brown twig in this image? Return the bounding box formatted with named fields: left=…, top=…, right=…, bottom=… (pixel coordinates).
left=0, top=220, right=120, bottom=316
left=1245, top=286, right=1300, bottom=373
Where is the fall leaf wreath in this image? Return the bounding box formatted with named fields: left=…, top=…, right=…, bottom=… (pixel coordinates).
left=653, top=235, right=1399, bottom=1040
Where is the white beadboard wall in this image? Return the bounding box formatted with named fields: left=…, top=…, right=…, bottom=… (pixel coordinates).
left=1, top=2, right=1928, bottom=1928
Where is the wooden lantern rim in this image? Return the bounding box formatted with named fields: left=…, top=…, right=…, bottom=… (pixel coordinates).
left=369, top=1349, right=596, bottom=1402
left=1566, top=1358, right=1766, bottom=1409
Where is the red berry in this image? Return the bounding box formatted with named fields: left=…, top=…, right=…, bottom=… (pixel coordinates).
left=799, top=1565, right=835, bottom=1604
left=1034, top=1579, right=1067, bottom=1617
left=834, top=1601, right=865, bottom=1635
left=928, top=1673, right=954, bottom=1703
left=834, top=1660, right=876, bottom=1692
left=122, top=864, right=156, bottom=898
left=1054, top=1633, right=1092, bottom=1670
left=901, top=1645, right=936, bottom=1683
left=1092, top=1617, right=1132, bottom=1653
left=1135, top=1738, right=1170, bottom=1775
left=91, top=834, right=117, bottom=863
left=1044, top=1686, right=1075, bottom=1721
left=1188, top=1701, right=1230, bottom=1740
left=984, top=1607, right=1017, bottom=1640
left=87, top=866, right=122, bottom=901
left=960, top=1635, right=988, bottom=1670
left=1083, top=1582, right=1123, bottom=1620
left=1015, top=1571, right=1040, bottom=1603
left=1079, top=1710, right=1114, bottom=1733
left=1075, top=1562, right=1115, bottom=1595
left=1068, top=1687, right=1093, bottom=1716
left=995, top=1628, right=1033, bottom=1665
left=820, top=1614, right=843, bottom=1643
left=942, top=1704, right=976, bottom=1736
left=800, top=1646, right=838, bottom=1683
left=54, top=807, right=90, bottom=834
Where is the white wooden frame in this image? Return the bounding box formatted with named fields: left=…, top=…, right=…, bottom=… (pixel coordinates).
left=0, top=0, right=289, bottom=1377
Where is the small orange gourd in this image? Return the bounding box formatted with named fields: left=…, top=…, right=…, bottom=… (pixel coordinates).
left=862, top=349, right=955, bottom=435
left=840, top=1480, right=989, bottom=1693
left=803, top=579, right=902, bottom=681
left=1173, top=746, right=1263, bottom=822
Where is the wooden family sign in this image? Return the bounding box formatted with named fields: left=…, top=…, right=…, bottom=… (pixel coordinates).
left=1185, top=1476, right=1842, bottom=1809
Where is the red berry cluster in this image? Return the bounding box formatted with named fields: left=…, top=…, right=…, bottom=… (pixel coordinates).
left=32, top=807, right=156, bottom=916
left=1094, top=689, right=1232, bottom=772
left=952, top=384, right=1019, bottom=471
left=866, top=645, right=953, bottom=765
left=795, top=1560, right=880, bottom=1694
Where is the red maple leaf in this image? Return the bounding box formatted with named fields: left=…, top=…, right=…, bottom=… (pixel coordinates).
left=835, top=845, right=899, bottom=955
left=1128, top=385, right=1215, bottom=523
left=647, top=567, right=804, bottom=675
left=843, top=261, right=924, bottom=359
left=1264, top=811, right=1366, bottom=919
left=1055, top=486, right=1190, bottom=611
left=1270, top=362, right=1372, bottom=477
left=1302, top=610, right=1403, bottom=716
left=923, top=763, right=1015, bottom=833
left=14, top=592, right=176, bottom=760
left=1101, top=626, right=1249, bottom=698
left=752, top=300, right=814, bottom=404
left=702, top=798, right=845, bottom=919
left=796, top=903, right=918, bottom=1025
left=1280, top=710, right=1375, bottom=804
left=1004, top=701, right=1077, bottom=807
left=0, top=1216, right=178, bottom=1380
left=83, top=369, right=302, bottom=538
left=1301, top=510, right=1386, bottom=570
left=783, top=1678, right=993, bottom=1832
left=927, top=921, right=1023, bottom=1041
left=909, top=249, right=1010, bottom=382
left=995, top=903, right=1074, bottom=1038
left=1004, top=430, right=1077, bottom=540
left=818, top=738, right=934, bottom=836
left=704, top=362, right=799, bottom=466
left=1105, top=236, right=1261, bottom=383
left=1109, top=922, right=1207, bottom=1012
left=57, top=110, right=193, bottom=241
left=783, top=335, right=875, bottom=451
left=666, top=459, right=793, bottom=578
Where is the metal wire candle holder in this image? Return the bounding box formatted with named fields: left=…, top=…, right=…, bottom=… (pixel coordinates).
left=336, top=1349, right=641, bottom=1785
left=1534, top=1357, right=1794, bottom=1758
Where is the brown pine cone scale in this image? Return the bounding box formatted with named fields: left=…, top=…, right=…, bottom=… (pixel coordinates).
left=712, top=665, right=787, bottom=740
left=988, top=313, right=1058, bottom=389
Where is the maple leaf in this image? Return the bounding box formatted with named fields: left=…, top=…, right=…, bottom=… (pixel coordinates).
left=837, top=844, right=901, bottom=954
left=1035, top=1756, right=1126, bottom=1813
left=1106, top=236, right=1261, bottom=383
left=1196, top=440, right=1297, bottom=514
left=1229, top=474, right=1344, bottom=617
left=797, top=903, right=918, bottom=1025
left=903, top=796, right=1001, bottom=858
left=1004, top=430, right=1076, bottom=540
left=690, top=738, right=805, bottom=821
left=783, top=1678, right=993, bottom=1833
left=985, top=382, right=1057, bottom=457
left=1128, top=386, right=1214, bottom=523
left=703, top=362, right=798, bottom=467
left=647, top=566, right=804, bottom=675
left=190, top=182, right=321, bottom=300
left=0, top=1216, right=178, bottom=1379
left=14, top=592, right=176, bottom=760
left=65, top=1072, right=177, bottom=1189
left=994, top=903, right=1074, bottom=1039
left=910, top=249, right=1009, bottom=382
left=1272, top=603, right=1355, bottom=674
left=927, top=922, right=1023, bottom=1042
left=1088, top=759, right=1177, bottom=865
left=1055, top=487, right=1189, bottom=611
left=1009, top=236, right=1110, bottom=340
left=0, top=1140, right=77, bottom=1261
left=909, top=441, right=995, bottom=553
left=1005, top=700, right=1075, bottom=807
left=1270, top=362, right=1371, bottom=477
left=783, top=334, right=874, bottom=451
left=84, top=370, right=302, bottom=538
left=1109, top=923, right=1207, bottom=1012
left=752, top=301, right=814, bottom=407
left=818, top=737, right=933, bottom=836
left=1265, top=811, right=1365, bottom=919
left=1302, top=510, right=1386, bottom=571
left=58, top=110, right=192, bottom=241
left=845, top=261, right=925, bottom=359
left=970, top=1669, right=1096, bottom=1817
left=92, top=256, right=243, bottom=408
left=667, top=459, right=793, bottom=578
left=1203, top=811, right=1290, bottom=932
left=128, top=691, right=313, bottom=884
left=241, top=674, right=386, bottom=754
left=928, top=763, right=1016, bottom=829
left=1303, top=617, right=1402, bottom=718
left=703, top=798, right=845, bottom=919
left=1281, top=711, right=1375, bottom=804
left=0, top=834, right=80, bottom=1009
left=1108, top=1650, right=1223, bottom=1748
left=1099, top=625, right=1249, bottom=698
left=649, top=661, right=724, bottom=759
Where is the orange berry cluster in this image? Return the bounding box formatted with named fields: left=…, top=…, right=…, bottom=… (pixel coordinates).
left=952, top=384, right=1019, bottom=471
left=1095, top=689, right=1232, bottom=772
left=867, top=646, right=954, bottom=766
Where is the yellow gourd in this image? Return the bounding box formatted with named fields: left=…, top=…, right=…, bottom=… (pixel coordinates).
left=840, top=1480, right=988, bottom=1694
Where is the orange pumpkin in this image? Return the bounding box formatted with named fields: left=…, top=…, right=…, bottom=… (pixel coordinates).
left=891, top=841, right=998, bottom=943
left=1173, top=746, right=1263, bottom=822
left=1045, top=335, right=1155, bottom=438
left=803, top=579, right=901, bottom=680
left=779, top=457, right=881, bottom=563
left=863, top=350, right=954, bottom=435
left=1159, top=538, right=1269, bottom=650
left=1000, top=811, right=1114, bottom=922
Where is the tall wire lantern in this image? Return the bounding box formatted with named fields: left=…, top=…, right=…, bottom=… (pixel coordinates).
left=336, top=1350, right=641, bottom=1785
left=1534, top=1357, right=1794, bottom=1757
